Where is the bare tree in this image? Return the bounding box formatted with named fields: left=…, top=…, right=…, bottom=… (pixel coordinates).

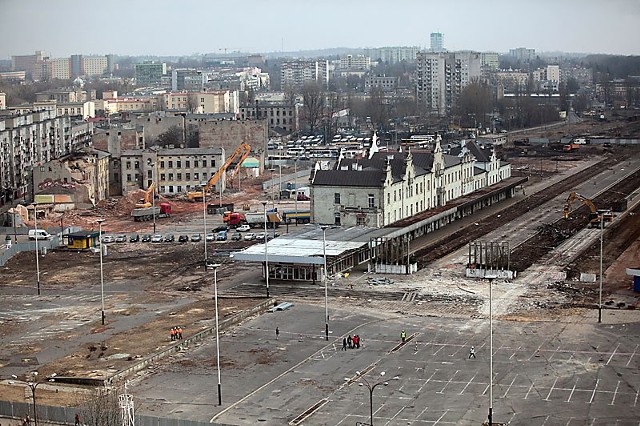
left=186, top=93, right=200, bottom=114
left=283, top=84, right=297, bottom=106
left=80, top=387, right=121, bottom=426
left=367, top=88, right=388, bottom=131
left=301, top=82, right=325, bottom=134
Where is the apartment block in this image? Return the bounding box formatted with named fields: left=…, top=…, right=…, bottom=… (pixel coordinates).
left=239, top=102, right=298, bottom=134
left=365, top=46, right=419, bottom=64
left=0, top=109, right=72, bottom=202
left=280, top=60, right=329, bottom=90
left=509, top=47, right=536, bottom=62
left=416, top=51, right=482, bottom=115
left=172, top=69, right=206, bottom=91
left=135, top=62, right=166, bottom=86
left=365, top=75, right=398, bottom=91
left=339, top=55, right=371, bottom=70
left=120, top=147, right=225, bottom=195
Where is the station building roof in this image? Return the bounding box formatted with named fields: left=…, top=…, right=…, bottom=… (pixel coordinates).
left=231, top=225, right=393, bottom=265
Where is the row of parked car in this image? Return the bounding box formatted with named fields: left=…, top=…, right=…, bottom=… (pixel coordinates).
left=100, top=230, right=279, bottom=244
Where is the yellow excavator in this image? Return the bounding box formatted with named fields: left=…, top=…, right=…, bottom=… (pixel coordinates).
left=135, top=182, right=157, bottom=208
left=563, top=191, right=613, bottom=227
left=186, top=142, right=251, bottom=202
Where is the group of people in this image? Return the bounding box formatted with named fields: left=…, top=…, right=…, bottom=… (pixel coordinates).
left=170, top=326, right=183, bottom=341
left=342, top=334, right=361, bottom=350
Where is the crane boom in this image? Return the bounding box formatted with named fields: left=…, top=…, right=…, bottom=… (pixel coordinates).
left=186, top=143, right=251, bottom=202
left=563, top=191, right=613, bottom=227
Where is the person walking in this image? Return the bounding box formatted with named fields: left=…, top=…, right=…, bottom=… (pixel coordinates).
left=469, top=346, right=476, bottom=359
left=75, top=413, right=81, bottom=426
left=276, top=327, right=280, bottom=340
left=353, top=335, right=359, bottom=349
left=347, top=335, right=353, bottom=349
left=177, top=326, right=183, bottom=340
left=342, top=337, right=347, bottom=351
left=401, top=330, right=406, bottom=343
left=170, top=327, right=176, bottom=341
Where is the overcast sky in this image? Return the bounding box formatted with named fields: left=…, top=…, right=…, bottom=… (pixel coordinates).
left=1, top=0, right=639, bottom=59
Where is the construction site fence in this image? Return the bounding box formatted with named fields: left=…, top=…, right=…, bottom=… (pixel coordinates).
left=0, top=226, right=82, bottom=267
left=0, top=400, right=227, bottom=426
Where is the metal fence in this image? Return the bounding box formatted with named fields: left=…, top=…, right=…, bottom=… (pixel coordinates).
left=0, top=400, right=232, bottom=426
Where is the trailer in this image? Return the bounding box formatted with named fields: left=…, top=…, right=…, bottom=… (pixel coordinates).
left=282, top=210, right=311, bottom=224
left=131, top=203, right=172, bottom=222
left=244, top=212, right=281, bottom=228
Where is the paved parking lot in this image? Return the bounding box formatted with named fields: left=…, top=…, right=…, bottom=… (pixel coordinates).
left=129, top=301, right=640, bottom=425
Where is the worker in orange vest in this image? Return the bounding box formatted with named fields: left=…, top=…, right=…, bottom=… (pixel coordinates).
left=170, top=327, right=176, bottom=341
left=177, top=326, right=183, bottom=340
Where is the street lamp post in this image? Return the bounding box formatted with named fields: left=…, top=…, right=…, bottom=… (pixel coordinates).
left=11, top=372, right=55, bottom=426
left=262, top=201, right=270, bottom=298
left=321, top=225, right=329, bottom=341
left=269, top=168, right=276, bottom=210
left=293, top=158, right=298, bottom=214
left=32, top=203, right=41, bottom=295
left=97, top=218, right=105, bottom=325
left=210, top=262, right=223, bottom=405
left=599, top=214, right=604, bottom=323
left=12, top=209, right=17, bottom=242
left=357, top=371, right=389, bottom=426
left=151, top=161, right=157, bottom=234
left=202, top=186, right=208, bottom=263
left=485, top=274, right=498, bottom=426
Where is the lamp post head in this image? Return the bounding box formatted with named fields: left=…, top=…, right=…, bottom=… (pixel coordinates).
left=261, top=201, right=267, bottom=207
left=96, top=218, right=105, bottom=224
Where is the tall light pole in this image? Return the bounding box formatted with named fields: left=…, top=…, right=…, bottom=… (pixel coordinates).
left=262, top=201, right=270, bottom=298
left=97, top=218, right=105, bottom=325
left=269, top=168, right=276, bottom=210
left=485, top=274, right=497, bottom=426
left=321, top=225, right=329, bottom=341
left=202, top=185, right=207, bottom=263
left=599, top=214, right=604, bottom=323
left=293, top=158, right=298, bottom=214
left=12, top=372, right=54, bottom=426
left=210, top=262, right=223, bottom=405
left=356, top=371, right=389, bottom=426
left=32, top=203, right=41, bottom=295
left=147, top=159, right=157, bottom=235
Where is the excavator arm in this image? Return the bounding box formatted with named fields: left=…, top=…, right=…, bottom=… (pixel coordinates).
left=563, top=191, right=597, bottom=219
left=135, top=182, right=156, bottom=208
left=186, top=143, right=252, bottom=202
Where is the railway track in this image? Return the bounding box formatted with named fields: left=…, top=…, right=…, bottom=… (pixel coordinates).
left=414, top=153, right=635, bottom=268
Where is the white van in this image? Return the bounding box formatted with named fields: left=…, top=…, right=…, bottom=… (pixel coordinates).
left=28, top=229, right=52, bottom=240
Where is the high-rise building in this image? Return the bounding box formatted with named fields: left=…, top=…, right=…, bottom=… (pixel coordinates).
left=508, top=47, right=536, bottom=62
left=416, top=50, right=482, bottom=115
left=481, top=52, right=500, bottom=70
left=339, top=55, right=371, bottom=70
left=135, top=62, right=166, bottom=86
left=280, top=60, right=329, bottom=90
left=430, top=33, right=445, bottom=52
left=366, top=46, right=420, bottom=64
left=171, top=69, right=205, bottom=91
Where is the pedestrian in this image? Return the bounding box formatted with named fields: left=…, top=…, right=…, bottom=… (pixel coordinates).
left=342, top=337, right=347, bottom=351
left=469, top=346, right=476, bottom=359
left=75, top=413, right=81, bottom=426
left=401, top=330, right=406, bottom=343
left=347, top=335, right=353, bottom=349
left=177, top=326, right=183, bottom=340
left=276, top=327, right=280, bottom=340
left=170, top=327, right=176, bottom=341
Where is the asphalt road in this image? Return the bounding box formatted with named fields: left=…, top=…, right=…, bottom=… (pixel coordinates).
left=129, top=301, right=640, bottom=426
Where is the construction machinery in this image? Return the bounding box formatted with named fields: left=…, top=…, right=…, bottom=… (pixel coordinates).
left=131, top=203, right=172, bottom=222
left=135, top=182, right=156, bottom=208
left=186, top=143, right=251, bottom=202
left=563, top=191, right=613, bottom=227
left=222, top=210, right=282, bottom=228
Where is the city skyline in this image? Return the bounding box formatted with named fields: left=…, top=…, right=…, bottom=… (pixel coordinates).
left=1, top=0, right=639, bottom=59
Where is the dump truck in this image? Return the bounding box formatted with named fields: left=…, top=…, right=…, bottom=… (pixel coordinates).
left=131, top=203, right=172, bottom=222
left=245, top=212, right=281, bottom=228
left=282, top=210, right=311, bottom=224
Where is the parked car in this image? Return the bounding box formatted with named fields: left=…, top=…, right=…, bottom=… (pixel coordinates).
left=141, top=234, right=152, bottom=242
left=178, top=235, right=189, bottom=243
left=151, top=234, right=163, bottom=243
left=214, top=225, right=229, bottom=233
left=244, top=232, right=256, bottom=241
left=205, top=233, right=216, bottom=242
left=101, top=235, right=115, bottom=243
left=164, top=234, right=175, bottom=242
left=216, top=231, right=228, bottom=241
left=236, top=224, right=250, bottom=232
left=129, top=234, right=140, bottom=243
left=190, top=234, right=202, bottom=242
left=231, top=232, right=242, bottom=241
left=115, top=234, right=127, bottom=243
left=255, top=232, right=266, bottom=241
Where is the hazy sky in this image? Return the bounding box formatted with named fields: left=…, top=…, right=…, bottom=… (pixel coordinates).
left=1, top=0, right=639, bottom=59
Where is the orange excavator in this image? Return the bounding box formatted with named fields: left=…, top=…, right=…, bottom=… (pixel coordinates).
left=563, top=191, right=613, bottom=227
left=186, top=143, right=251, bottom=202
left=135, top=182, right=156, bottom=208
